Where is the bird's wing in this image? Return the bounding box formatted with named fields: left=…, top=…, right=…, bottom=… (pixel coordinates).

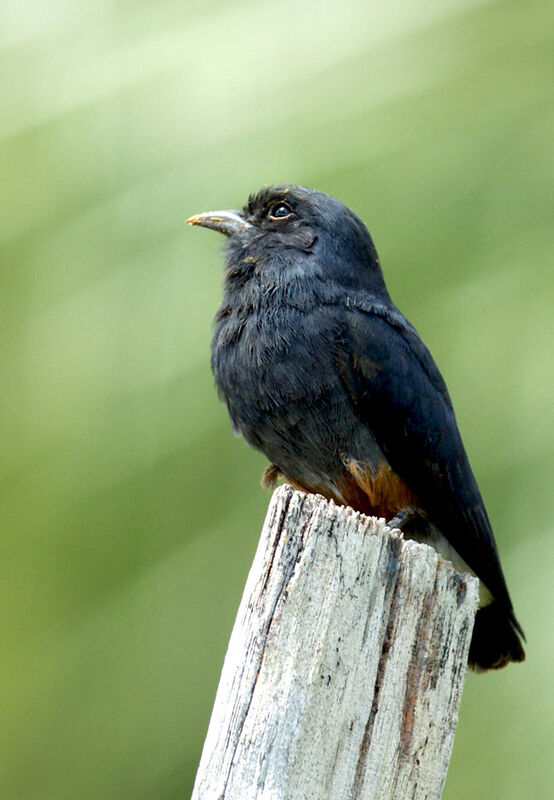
left=336, top=305, right=513, bottom=609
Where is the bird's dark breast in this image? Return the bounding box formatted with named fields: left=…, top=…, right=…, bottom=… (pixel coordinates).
left=212, top=298, right=418, bottom=518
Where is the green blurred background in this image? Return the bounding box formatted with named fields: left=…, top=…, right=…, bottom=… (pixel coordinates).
left=1, top=0, right=553, bottom=797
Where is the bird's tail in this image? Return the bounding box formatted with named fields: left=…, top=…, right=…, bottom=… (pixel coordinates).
left=469, top=600, right=525, bottom=671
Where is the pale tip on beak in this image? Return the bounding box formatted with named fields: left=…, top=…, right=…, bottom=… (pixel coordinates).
left=186, top=209, right=252, bottom=236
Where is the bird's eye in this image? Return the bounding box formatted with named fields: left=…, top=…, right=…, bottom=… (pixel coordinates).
left=268, top=202, right=293, bottom=221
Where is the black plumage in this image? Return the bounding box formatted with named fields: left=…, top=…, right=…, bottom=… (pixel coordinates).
left=188, top=185, right=525, bottom=670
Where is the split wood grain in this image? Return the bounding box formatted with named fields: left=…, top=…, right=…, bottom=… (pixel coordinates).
left=191, top=485, right=479, bottom=800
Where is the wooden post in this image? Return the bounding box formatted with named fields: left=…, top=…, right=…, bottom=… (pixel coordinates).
left=191, top=485, right=479, bottom=800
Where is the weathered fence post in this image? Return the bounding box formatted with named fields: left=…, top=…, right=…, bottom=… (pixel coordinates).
left=191, top=485, right=479, bottom=800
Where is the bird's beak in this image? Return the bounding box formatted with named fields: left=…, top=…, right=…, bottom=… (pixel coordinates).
left=186, top=209, right=252, bottom=237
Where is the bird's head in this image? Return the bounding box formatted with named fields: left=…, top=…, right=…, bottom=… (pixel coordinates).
left=187, top=185, right=388, bottom=296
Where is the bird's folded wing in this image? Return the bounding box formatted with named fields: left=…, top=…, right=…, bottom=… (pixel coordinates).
left=336, top=305, right=513, bottom=609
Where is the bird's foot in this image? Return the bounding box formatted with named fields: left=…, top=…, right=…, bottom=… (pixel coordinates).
left=386, top=507, right=418, bottom=532
left=261, top=463, right=281, bottom=488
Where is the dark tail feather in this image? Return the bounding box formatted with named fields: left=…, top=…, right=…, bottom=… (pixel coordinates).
left=469, top=601, right=526, bottom=671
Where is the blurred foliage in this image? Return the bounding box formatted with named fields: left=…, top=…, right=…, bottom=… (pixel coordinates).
left=1, top=0, right=553, bottom=797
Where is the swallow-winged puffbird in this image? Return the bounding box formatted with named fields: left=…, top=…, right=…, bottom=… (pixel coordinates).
left=187, top=185, right=525, bottom=670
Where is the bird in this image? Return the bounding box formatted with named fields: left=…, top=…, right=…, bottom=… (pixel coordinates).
left=187, top=185, right=525, bottom=671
